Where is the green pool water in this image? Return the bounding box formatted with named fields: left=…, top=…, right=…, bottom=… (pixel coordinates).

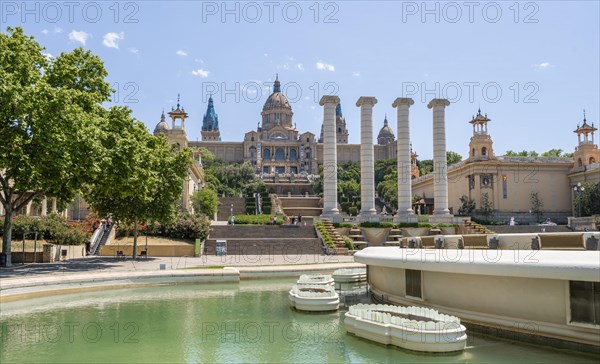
left=1, top=279, right=598, bottom=363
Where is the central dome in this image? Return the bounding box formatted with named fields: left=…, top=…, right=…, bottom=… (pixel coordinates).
left=261, top=75, right=293, bottom=130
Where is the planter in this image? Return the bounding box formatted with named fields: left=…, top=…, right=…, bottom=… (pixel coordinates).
left=297, top=274, right=334, bottom=286
left=289, top=284, right=339, bottom=312
left=332, top=268, right=367, bottom=283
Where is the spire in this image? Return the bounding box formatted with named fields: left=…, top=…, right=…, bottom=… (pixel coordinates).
left=273, top=74, right=281, bottom=93
left=384, top=114, right=388, bottom=126
left=583, top=109, right=587, bottom=123
left=202, top=96, right=219, bottom=131
left=161, top=109, right=165, bottom=121
left=177, top=93, right=180, bottom=109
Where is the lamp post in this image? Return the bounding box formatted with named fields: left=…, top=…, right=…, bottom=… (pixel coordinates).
left=573, top=182, right=585, bottom=217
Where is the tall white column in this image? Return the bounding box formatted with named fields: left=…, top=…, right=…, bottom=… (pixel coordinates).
left=357, top=97, right=378, bottom=219
left=428, top=98, right=453, bottom=220
left=393, top=97, right=417, bottom=223
left=320, top=95, right=340, bottom=218
left=41, top=197, right=48, bottom=216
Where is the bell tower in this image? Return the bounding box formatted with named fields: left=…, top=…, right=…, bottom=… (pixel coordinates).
left=166, top=94, right=189, bottom=149
left=572, top=110, right=599, bottom=171
left=468, top=109, right=495, bottom=161
left=201, top=95, right=221, bottom=141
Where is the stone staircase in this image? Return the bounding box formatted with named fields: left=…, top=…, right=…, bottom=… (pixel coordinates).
left=217, top=197, right=246, bottom=221
left=319, top=219, right=349, bottom=255
left=203, top=225, right=324, bottom=255
left=277, top=195, right=322, bottom=217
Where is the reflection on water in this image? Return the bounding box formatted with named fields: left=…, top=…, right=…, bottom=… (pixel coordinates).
left=1, top=278, right=598, bottom=364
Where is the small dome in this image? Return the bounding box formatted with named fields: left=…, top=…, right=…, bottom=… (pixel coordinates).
left=263, top=89, right=291, bottom=112
left=378, top=117, right=395, bottom=138
left=153, top=111, right=169, bottom=135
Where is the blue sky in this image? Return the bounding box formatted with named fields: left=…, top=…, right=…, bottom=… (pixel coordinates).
left=2, top=1, right=599, bottom=159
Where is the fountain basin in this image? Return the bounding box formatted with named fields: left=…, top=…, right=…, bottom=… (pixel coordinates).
left=288, top=284, right=340, bottom=311
left=344, top=304, right=467, bottom=352
left=296, top=274, right=335, bottom=286
left=332, top=268, right=367, bottom=283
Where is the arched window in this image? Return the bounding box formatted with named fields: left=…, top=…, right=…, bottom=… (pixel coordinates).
left=482, top=147, right=487, bottom=156
left=249, top=146, right=256, bottom=159
left=251, top=136, right=254, bottom=142
left=472, top=148, right=475, bottom=157
left=275, top=148, right=285, bottom=161
left=338, top=127, right=342, bottom=133
left=578, top=158, right=583, bottom=167
left=263, top=148, right=271, bottom=160
left=305, top=147, right=312, bottom=160
left=290, top=149, right=297, bottom=161
left=590, top=157, right=596, bottom=164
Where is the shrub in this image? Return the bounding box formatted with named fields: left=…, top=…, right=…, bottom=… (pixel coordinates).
left=360, top=222, right=393, bottom=228
left=233, top=214, right=281, bottom=225
left=333, top=222, right=354, bottom=228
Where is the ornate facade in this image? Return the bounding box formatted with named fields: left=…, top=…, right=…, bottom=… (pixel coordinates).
left=201, top=96, right=221, bottom=141
left=377, top=115, right=395, bottom=145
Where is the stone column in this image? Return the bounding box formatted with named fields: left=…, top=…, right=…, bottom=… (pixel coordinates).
left=393, top=98, right=417, bottom=223
left=356, top=97, right=378, bottom=220
left=41, top=197, right=47, bottom=216
left=320, top=95, right=340, bottom=219
left=51, top=198, right=58, bottom=214
left=428, top=98, right=453, bottom=222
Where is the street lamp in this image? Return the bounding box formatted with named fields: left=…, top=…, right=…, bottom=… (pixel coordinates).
left=573, top=182, right=585, bottom=217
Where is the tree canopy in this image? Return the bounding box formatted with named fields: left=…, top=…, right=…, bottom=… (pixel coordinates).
left=0, top=27, right=111, bottom=266
left=84, top=107, right=192, bottom=258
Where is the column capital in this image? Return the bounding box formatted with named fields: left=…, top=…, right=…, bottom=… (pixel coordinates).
left=427, top=98, right=450, bottom=109
left=356, top=96, right=378, bottom=107
left=392, top=97, right=414, bottom=108
left=319, top=95, right=340, bottom=106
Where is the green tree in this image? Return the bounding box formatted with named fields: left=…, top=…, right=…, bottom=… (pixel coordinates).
left=446, top=151, right=463, bottom=165
left=479, top=193, right=495, bottom=222
left=530, top=191, right=544, bottom=222
left=192, top=188, right=219, bottom=217
left=84, top=107, right=192, bottom=258
left=0, top=27, right=111, bottom=266
left=574, top=182, right=600, bottom=217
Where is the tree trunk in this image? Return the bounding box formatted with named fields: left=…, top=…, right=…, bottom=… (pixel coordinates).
left=132, top=219, right=138, bottom=259
left=2, top=205, right=13, bottom=267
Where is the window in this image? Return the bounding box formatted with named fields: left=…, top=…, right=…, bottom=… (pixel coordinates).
left=482, top=147, right=487, bottom=156
left=405, top=269, right=422, bottom=298
left=502, top=175, right=508, bottom=199
left=590, top=157, right=596, bottom=164
left=306, top=137, right=310, bottom=143
left=290, top=149, right=297, bottom=161
left=570, top=281, right=600, bottom=325
left=263, top=148, right=271, bottom=160
left=578, top=158, right=583, bottom=167
left=275, top=148, right=285, bottom=161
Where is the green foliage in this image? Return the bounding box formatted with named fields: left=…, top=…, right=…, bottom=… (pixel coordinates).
left=233, top=214, right=282, bottom=225
left=478, top=193, right=496, bottom=222
left=1, top=27, right=112, bottom=265
left=312, top=162, right=361, bottom=214
left=84, top=107, right=192, bottom=257
left=117, top=213, right=209, bottom=241
left=574, top=182, right=600, bottom=217
left=416, top=151, right=462, bottom=176
left=458, top=195, right=476, bottom=216
left=376, top=172, right=398, bottom=209
left=530, top=191, right=544, bottom=222
left=315, top=221, right=335, bottom=249
left=446, top=151, right=463, bottom=165
left=192, top=188, right=219, bottom=217
left=375, top=158, right=397, bottom=185
left=360, top=222, right=393, bottom=228
left=332, top=222, right=355, bottom=228
left=504, top=150, right=539, bottom=157
left=2, top=214, right=91, bottom=245
left=204, top=161, right=260, bottom=197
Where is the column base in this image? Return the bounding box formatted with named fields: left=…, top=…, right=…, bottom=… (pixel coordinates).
left=321, top=209, right=341, bottom=223
left=359, top=211, right=379, bottom=223
left=393, top=213, right=418, bottom=224
left=429, top=214, right=454, bottom=224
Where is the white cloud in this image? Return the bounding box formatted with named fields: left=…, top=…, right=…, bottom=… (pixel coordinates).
left=316, top=61, right=335, bottom=72
left=103, top=32, right=124, bottom=48
left=282, top=64, right=290, bottom=70
left=129, top=48, right=139, bottom=55
left=176, top=50, right=188, bottom=56
left=192, top=69, right=210, bottom=78
left=68, top=30, right=90, bottom=45
left=53, top=27, right=63, bottom=34
left=534, top=62, right=552, bottom=71
left=352, top=71, right=360, bottom=77
left=264, top=53, right=268, bottom=57
left=194, top=58, right=204, bottom=64
left=41, top=29, right=49, bottom=35
left=42, top=52, right=54, bottom=60
left=310, top=106, right=316, bottom=110
left=297, top=63, right=304, bottom=71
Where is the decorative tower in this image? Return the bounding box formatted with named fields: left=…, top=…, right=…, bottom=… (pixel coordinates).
left=572, top=110, right=599, bottom=170
left=468, top=109, right=495, bottom=161
left=166, top=95, right=191, bottom=211
left=201, top=95, right=221, bottom=141
left=377, top=115, right=395, bottom=145
left=319, top=102, right=349, bottom=143
left=168, top=94, right=188, bottom=131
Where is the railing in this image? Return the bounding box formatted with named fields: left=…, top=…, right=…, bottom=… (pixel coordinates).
left=89, top=222, right=106, bottom=255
